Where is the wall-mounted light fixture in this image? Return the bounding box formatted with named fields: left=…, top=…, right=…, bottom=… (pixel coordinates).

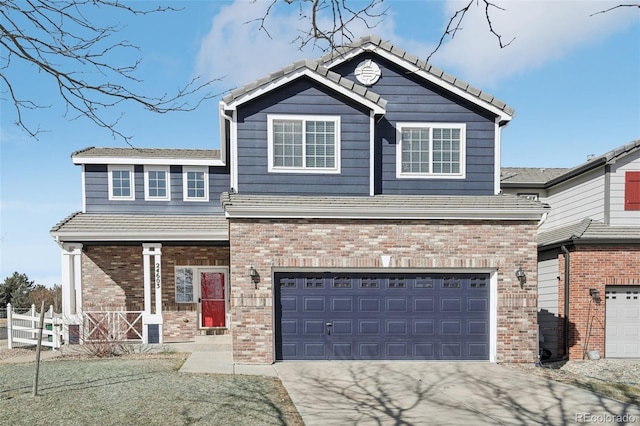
left=589, top=288, right=601, bottom=301
left=248, top=266, right=259, bottom=288
left=515, top=267, right=527, bottom=288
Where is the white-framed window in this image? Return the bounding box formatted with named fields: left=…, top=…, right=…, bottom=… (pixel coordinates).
left=267, top=114, right=341, bottom=173
left=175, top=267, right=195, bottom=303
left=108, top=165, right=135, bottom=200
left=396, top=123, right=466, bottom=179
left=144, top=166, right=171, bottom=201
left=183, top=166, right=209, bottom=202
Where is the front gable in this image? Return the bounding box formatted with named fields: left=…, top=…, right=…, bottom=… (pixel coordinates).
left=223, top=36, right=513, bottom=196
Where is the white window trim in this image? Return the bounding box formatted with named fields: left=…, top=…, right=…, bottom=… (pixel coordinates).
left=182, top=166, right=209, bottom=202
left=144, top=166, right=171, bottom=201
left=267, top=114, right=341, bottom=174
left=395, top=122, right=466, bottom=179
left=175, top=266, right=196, bottom=303
left=108, top=165, right=135, bottom=200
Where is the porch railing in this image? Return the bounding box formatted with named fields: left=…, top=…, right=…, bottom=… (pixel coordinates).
left=82, top=311, right=144, bottom=343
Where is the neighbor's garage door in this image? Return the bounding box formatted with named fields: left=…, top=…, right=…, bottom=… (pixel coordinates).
left=606, top=286, right=640, bottom=358
left=275, top=272, right=490, bottom=361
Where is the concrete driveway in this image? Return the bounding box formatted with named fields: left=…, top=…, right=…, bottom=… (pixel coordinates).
left=273, top=362, right=640, bottom=425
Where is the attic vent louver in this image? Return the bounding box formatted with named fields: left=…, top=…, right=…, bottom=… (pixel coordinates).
left=355, top=59, right=381, bottom=86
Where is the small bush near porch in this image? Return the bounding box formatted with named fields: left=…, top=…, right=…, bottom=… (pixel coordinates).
left=1, top=354, right=302, bottom=426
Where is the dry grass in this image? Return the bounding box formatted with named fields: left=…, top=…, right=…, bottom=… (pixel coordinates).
left=1, top=353, right=304, bottom=426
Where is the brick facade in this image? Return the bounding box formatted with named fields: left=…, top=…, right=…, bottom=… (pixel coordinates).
left=557, top=245, right=640, bottom=360
left=229, top=218, right=540, bottom=364
left=81, top=244, right=229, bottom=342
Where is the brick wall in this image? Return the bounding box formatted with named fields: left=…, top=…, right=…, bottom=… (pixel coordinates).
left=82, top=244, right=229, bottom=342
left=229, top=218, right=540, bottom=364
left=558, top=245, right=640, bottom=360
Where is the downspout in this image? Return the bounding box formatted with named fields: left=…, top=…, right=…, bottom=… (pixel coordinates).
left=561, top=245, right=570, bottom=360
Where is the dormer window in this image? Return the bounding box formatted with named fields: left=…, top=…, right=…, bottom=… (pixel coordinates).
left=108, top=165, right=134, bottom=200
left=183, top=166, right=209, bottom=202
left=267, top=114, right=341, bottom=174
left=144, top=166, right=170, bottom=201
left=396, top=123, right=466, bottom=179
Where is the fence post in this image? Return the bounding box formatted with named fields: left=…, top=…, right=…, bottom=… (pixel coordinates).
left=7, top=303, right=12, bottom=349
left=30, top=304, right=36, bottom=340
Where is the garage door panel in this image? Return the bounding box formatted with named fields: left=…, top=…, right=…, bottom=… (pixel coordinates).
left=331, top=297, right=353, bottom=312
left=359, top=320, right=381, bottom=335
left=359, top=297, right=380, bottom=312
left=303, top=320, right=324, bottom=334
left=441, top=320, right=462, bottom=335
left=606, top=286, right=640, bottom=358
left=415, top=320, right=435, bottom=335
left=386, top=320, right=408, bottom=335
left=303, top=296, right=325, bottom=311
left=332, top=320, right=353, bottom=335
left=441, top=298, right=462, bottom=312
left=414, top=298, right=435, bottom=312
left=387, top=297, right=408, bottom=312
left=275, top=272, right=490, bottom=361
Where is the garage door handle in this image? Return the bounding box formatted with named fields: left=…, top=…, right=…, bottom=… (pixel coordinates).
left=326, top=322, right=332, bottom=335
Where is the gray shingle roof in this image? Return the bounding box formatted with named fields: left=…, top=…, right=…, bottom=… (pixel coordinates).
left=502, top=139, right=640, bottom=188
left=221, top=193, right=548, bottom=220
left=51, top=212, right=228, bottom=241
left=545, top=139, right=640, bottom=187
left=221, top=58, right=387, bottom=111
left=318, top=35, right=515, bottom=117
left=538, top=218, right=640, bottom=247
left=501, top=167, right=569, bottom=186
left=72, top=147, right=221, bottom=160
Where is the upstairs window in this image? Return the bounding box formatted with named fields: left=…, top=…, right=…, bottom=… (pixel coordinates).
left=396, top=123, right=466, bottom=179
left=108, top=165, right=134, bottom=200
left=268, top=115, right=340, bottom=173
left=625, top=171, right=640, bottom=210
left=183, top=167, right=209, bottom=202
left=144, top=166, right=170, bottom=201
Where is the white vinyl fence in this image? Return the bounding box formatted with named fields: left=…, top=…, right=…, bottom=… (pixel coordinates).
left=6, top=303, right=63, bottom=349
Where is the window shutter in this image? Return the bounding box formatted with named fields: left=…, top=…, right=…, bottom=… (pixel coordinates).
left=625, top=171, right=640, bottom=210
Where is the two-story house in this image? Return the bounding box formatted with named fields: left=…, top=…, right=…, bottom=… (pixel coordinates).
left=502, top=139, right=640, bottom=360
left=51, top=35, right=547, bottom=364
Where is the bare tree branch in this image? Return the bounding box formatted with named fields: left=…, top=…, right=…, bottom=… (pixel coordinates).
left=251, top=0, right=387, bottom=52
left=590, top=3, right=640, bottom=16
left=0, top=0, right=221, bottom=144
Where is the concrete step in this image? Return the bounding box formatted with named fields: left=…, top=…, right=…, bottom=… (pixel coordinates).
left=165, top=334, right=232, bottom=353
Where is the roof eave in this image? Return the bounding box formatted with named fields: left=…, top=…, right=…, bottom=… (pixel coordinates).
left=72, top=156, right=225, bottom=167
left=224, top=206, right=546, bottom=221
left=50, top=230, right=229, bottom=242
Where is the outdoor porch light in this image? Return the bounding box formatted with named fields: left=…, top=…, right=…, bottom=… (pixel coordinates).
left=515, top=267, right=527, bottom=288
left=248, top=266, right=259, bottom=287
left=589, top=288, right=601, bottom=301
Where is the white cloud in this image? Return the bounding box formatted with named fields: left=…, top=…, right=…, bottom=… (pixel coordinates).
left=195, top=0, right=401, bottom=90
left=433, top=0, right=639, bottom=86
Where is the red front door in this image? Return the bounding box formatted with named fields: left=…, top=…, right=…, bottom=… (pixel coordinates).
left=200, top=272, right=226, bottom=327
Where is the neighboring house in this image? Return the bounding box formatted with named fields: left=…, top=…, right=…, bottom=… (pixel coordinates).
left=502, top=139, right=640, bottom=360
left=51, top=35, right=547, bottom=364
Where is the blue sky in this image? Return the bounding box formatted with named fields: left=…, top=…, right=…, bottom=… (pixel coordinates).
left=1, top=0, right=639, bottom=287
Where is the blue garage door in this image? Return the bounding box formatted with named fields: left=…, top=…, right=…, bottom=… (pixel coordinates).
left=275, top=272, right=490, bottom=361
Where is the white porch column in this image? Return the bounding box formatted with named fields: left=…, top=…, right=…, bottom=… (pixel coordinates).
left=60, top=243, right=83, bottom=343
left=142, top=244, right=163, bottom=344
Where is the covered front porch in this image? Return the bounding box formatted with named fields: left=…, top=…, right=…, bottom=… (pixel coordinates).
left=50, top=213, right=230, bottom=346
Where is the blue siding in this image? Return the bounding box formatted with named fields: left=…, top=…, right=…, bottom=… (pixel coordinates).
left=84, top=164, right=229, bottom=214
left=334, top=54, right=497, bottom=195
left=236, top=79, right=371, bottom=195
